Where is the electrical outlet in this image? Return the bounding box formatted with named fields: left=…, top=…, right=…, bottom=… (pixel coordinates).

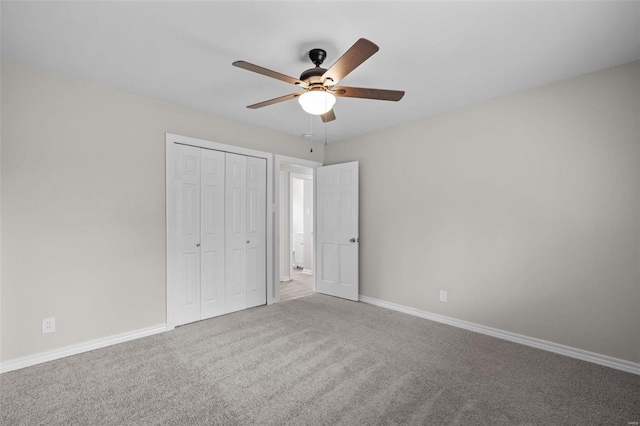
left=439, top=291, right=448, bottom=303
left=42, top=317, right=55, bottom=334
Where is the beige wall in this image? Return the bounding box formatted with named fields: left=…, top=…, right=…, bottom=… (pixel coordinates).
left=0, top=62, right=322, bottom=361
left=2, top=59, right=638, bottom=366
left=325, top=61, right=640, bottom=363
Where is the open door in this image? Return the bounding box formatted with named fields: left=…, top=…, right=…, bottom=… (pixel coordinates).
left=316, top=161, right=359, bottom=301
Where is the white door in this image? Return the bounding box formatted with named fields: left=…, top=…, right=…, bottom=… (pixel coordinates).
left=172, top=147, right=267, bottom=324
left=200, top=149, right=226, bottom=319
left=246, top=156, right=267, bottom=308
left=225, top=153, right=248, bottom=314
left=316, top=162, right=359, bottom=301
left=173, top=144, right=202, bottom=326
left=302, top=178, right=314, bottom=273
left=293, top=233, right=304, bottom=268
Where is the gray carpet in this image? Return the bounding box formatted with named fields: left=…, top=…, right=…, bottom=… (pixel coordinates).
left=1, top=294, right=638, bottom=425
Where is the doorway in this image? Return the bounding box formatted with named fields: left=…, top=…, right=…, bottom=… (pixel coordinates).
left=274, top=155, right=322, bottom=302
left=282, top=172, right=314, bottom=301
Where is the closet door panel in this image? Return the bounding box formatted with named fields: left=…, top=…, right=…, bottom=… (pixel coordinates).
left=246, top=157, right=267, bottom=308
left=173, top=145, right=201, bottom=326
left=200, top=149, right=226, bottom=319
left=225, top=153, right=247, bottom=314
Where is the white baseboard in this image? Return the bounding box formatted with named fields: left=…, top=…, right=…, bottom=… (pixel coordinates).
left=0, top=324, right=167, bottom=374
left=359, top=295, right=639, bottom=376
left=302, top=269, right=312, bottom=275
left=281, top=276, right=292, bottom=282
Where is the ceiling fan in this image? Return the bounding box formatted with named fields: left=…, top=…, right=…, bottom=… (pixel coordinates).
left=232, top=38, right=405, bottom=123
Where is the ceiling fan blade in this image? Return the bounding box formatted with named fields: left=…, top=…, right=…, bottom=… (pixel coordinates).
left=332, top=86, right=405, bottom=101
left=322, top=38, right=379, bottom=86
left=321, top=109, right=336, bottom=123
left=247, top=93, right=301, bottom=109
left=233, top=61, right=309, bottom=89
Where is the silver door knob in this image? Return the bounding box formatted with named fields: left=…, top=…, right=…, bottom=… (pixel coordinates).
left=196, top=243, right=201, bottom=247
left=350, top=238, right=356, bottom=243
left=247, top=240, right=250, bottom=244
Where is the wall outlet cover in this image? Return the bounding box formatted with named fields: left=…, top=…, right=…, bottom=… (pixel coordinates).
left=42, top=317, right=55, bottom=334
left=439, top=290, right=448, bottom=303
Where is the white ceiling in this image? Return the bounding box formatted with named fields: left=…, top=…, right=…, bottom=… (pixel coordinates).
left=2, top=1, right=639, bottom=143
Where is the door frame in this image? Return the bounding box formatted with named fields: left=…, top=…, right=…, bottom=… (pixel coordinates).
left=290, top=172, right=313, bottom=278
left=274, top=155, right=322, bottom=303
left=166, top=133, right=274, bottom=330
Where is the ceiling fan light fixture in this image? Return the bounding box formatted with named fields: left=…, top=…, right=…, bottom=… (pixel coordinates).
left=298, top=90, right=336, bottom=115
left=233, top=38, right=403, bottom=123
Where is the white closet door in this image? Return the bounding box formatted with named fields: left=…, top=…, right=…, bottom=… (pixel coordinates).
left=173, top=144, right=202, bottom=326
left=316, top=161, right=359, bottom=301
left=225, top=153, right=248, bottom=314
left=246, top=156, right=267, bottom=308
left=170, top=143, right=268, bottom=326
left=200, top=149, right=226, bottom=319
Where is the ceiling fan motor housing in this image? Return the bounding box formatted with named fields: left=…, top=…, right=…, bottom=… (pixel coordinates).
left=300, top=48, right=330, bottom=86
left=300, top=66, right=327, bottom=85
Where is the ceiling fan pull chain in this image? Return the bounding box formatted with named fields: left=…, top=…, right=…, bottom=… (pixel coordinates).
left=310, top=114, right=314, bottom=152
left=325, top=120, right=328, bottom=146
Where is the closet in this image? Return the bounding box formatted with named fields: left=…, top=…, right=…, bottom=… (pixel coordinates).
left=171, top=144, right=266, bottom=327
